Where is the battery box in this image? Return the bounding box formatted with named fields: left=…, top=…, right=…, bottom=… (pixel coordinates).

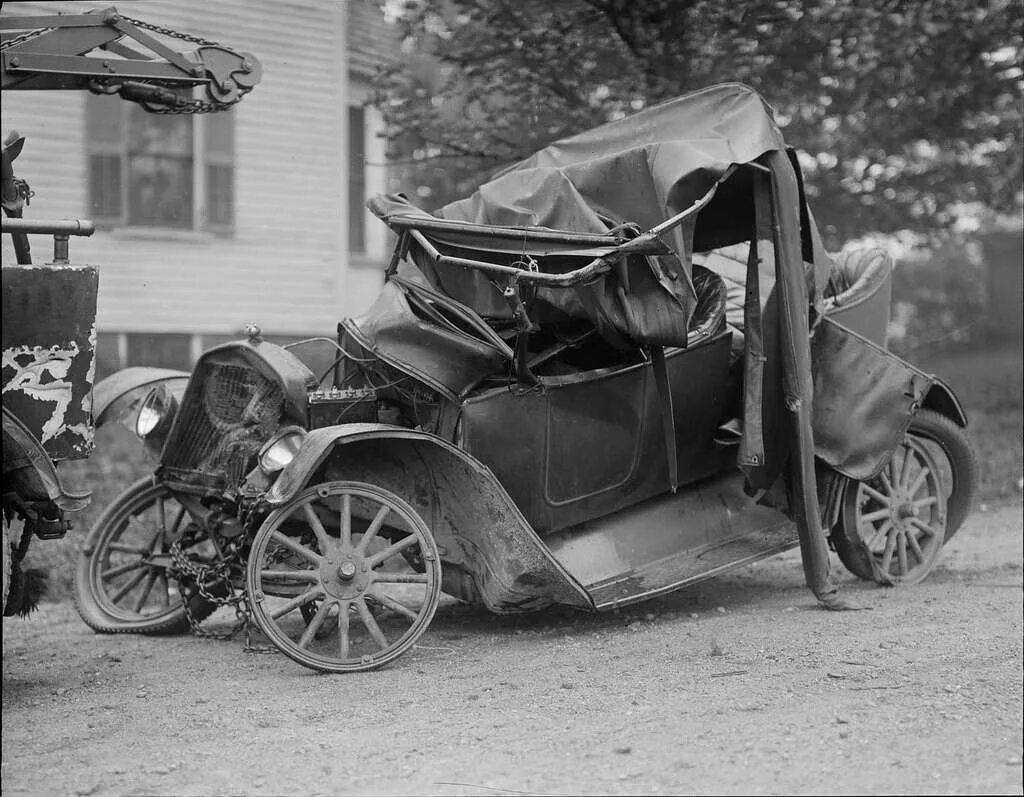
left=307, top=387, right=378, bottom=428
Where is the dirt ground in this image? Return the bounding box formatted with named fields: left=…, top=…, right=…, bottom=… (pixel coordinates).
left=2, top=504, right=1022, bottom=797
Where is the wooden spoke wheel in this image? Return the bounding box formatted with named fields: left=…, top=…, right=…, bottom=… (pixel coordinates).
left=835, top=434, right=947, bottom=586
left=245, top=481, right=441, bottom=673
left=74, top=477, right=220, bottom=634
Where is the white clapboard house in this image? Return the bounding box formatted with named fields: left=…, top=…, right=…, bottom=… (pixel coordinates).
left=1, top=0, right=397, bottom=377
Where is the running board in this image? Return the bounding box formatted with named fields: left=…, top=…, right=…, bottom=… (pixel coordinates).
left=544, top=471, right=799, bottom=611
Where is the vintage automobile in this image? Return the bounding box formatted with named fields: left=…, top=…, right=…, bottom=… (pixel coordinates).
left=1, top=5, right=261, bottom=616
left=75, top=83, right=976, bottom=673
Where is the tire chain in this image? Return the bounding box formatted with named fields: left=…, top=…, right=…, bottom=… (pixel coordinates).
left=168, top=539, right=276, bottom=654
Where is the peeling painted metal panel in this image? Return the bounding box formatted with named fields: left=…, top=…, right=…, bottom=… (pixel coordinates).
left=1, top=263, right=98, bottom=460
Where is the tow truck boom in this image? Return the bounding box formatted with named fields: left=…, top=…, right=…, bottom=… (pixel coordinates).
left=0, top=5, right=261, bottom=112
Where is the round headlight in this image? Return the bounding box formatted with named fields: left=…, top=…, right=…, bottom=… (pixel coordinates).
left=135, top=386, right=175, bottom=439
left=259, top=428, right=306, bottom=473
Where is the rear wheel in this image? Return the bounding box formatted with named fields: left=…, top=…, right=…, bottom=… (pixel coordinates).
left=833, top=410, right=977, bottom=585
left=246, top=481, right=441, bottom=673
left=74, top=477, right=219, bottom=634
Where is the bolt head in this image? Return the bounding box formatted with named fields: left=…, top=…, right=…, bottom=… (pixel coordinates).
left=338, top=561, right=357, bottom=579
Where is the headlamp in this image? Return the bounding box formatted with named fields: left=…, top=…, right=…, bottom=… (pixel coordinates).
left=258, top=427, right=307, bottom=473
left=135, top=385, right=177, bottom=439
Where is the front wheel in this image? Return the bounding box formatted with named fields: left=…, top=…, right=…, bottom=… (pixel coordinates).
left=246, top=481, right=442, bottom=673
left=833, top=409, right=978, bottom=585
left=74, top=477, right=220, bottom=634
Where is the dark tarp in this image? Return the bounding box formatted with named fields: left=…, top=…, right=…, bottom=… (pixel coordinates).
left=371, top=83, right=833, bottom=348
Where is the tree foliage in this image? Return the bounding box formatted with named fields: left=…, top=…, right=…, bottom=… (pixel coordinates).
left=373, top=0, right=1022, bottom=245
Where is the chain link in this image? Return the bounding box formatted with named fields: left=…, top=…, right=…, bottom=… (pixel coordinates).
left=117, top=13, right=241, bottom=115
left=141, top=97, right=238, bottom=116
left=169, top=538, right=242, bottom=639
left=168, top=538, right=273, bottom=652
left=167, top=517, right=277, bottom=653
left=3, top=13, right=247, bottom=114
left=118, top=14, right=221, bottom=47
left=0, top=27, right=50, bottom=51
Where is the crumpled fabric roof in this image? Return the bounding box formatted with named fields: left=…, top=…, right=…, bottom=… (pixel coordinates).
left=371, top=83, right=814, bottom=347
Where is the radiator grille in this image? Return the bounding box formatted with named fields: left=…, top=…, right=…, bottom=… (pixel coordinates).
left=162, top=361, right=284, bottom=491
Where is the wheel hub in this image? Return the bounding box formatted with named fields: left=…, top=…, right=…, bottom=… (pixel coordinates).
left=896, top=502, right=919, bottom=520
left=320, top=555, right=369, bottom=599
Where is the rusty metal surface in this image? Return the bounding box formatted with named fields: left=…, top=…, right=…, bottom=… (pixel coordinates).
left=1, top=263, right=97, bottom=460
left=543, top=470, right=796, bottom=610
left=264, top=425, right=594, bottom=613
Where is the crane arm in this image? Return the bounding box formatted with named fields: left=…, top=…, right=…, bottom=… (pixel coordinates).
left=0, top=5, right=261, bottom=112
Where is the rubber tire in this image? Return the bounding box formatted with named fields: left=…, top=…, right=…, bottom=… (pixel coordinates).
left=74, top=477, right=219, bottom=635
left=910, top=409, right=978, bottom=544
left=2, top=513, right=11, bottom=616
left=834, top=408, right=978, bottom=583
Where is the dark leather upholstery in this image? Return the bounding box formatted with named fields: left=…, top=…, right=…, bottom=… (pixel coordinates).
left=687, top=263, right=728, bottom=345
left=824, top=248, right=893, bottom=307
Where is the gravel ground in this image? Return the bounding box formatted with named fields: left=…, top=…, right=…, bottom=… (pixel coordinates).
left=2, top=503, right=1022, bottom=797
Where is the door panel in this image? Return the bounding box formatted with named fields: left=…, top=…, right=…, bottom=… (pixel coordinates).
left=461, top=332, right=735, bottom=534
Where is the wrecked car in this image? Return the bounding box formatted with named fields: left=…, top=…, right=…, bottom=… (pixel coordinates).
left=76, top=82, right=976, bottom=673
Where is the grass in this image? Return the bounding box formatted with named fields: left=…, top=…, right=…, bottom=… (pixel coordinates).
left=20, top=344, right=1023, bottom=603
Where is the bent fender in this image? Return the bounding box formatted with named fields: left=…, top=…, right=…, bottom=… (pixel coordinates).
left=921, top=377, right=968, bottom=428
left=266, top=424, right=593, bottom=614
left=92, top=367, right=190, bottom=430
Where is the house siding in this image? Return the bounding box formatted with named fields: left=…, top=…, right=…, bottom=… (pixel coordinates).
left=1, top=0, right=388, bottom=350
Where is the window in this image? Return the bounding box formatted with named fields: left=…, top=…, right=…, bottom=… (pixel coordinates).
left=86, top=94, right=235, bottom=232
left=348, top=105, right=366, bottom=253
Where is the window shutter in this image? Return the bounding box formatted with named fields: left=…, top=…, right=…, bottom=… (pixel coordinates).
left=348, top=106, right=366, bottom=253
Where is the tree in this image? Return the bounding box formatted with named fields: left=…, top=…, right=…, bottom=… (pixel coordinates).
left=373, top=0, right=1023, bottom=246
